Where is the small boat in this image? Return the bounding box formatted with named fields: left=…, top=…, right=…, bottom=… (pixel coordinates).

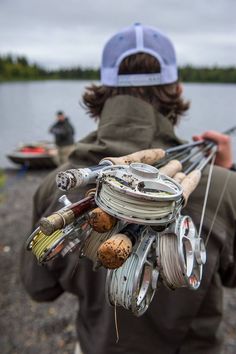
left=7, top=141, right=59, bottom=169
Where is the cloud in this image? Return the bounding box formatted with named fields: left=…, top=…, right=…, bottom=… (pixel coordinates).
left=0, top=0, right=235, bottom=68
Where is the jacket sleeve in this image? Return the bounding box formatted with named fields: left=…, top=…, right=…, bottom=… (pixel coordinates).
left=20, top=249, right=65, bottom=302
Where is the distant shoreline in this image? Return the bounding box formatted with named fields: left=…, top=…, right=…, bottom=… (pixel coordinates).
left=1, top=55, right=236, bottom=84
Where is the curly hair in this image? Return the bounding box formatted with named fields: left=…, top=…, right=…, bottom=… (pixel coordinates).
left=82, top=53, right=190, bottom=125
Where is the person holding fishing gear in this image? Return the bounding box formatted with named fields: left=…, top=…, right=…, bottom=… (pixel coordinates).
left=21, top=23, right=236, bottom=354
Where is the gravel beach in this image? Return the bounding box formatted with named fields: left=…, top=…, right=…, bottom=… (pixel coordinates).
left=0, top=168, right=236, bottom=354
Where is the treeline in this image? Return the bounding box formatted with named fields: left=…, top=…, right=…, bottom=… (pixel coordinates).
left=1, top=54, right=236, bottom=83
left=0, top=55, right=48, bottom=81
left=0, top=55, right=98, bottom=81
left=179, top=65, right=236, bottom=84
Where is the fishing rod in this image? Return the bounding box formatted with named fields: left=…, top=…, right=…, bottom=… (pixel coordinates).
left=166, top=125, right=236, bottom=154
left=155, top=141, right=216, bottom=181
left=56, top=125, right=236, bottom=192
left=223, top=125, right=236, bottom=135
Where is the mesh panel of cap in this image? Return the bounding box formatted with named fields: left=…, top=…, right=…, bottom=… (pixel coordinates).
left=101, top=23, right=178, bottom=87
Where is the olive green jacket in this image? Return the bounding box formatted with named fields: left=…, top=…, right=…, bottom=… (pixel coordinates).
left=21, top=95, right=236, bottom=354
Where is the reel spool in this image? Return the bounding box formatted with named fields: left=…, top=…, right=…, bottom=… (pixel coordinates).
left=105, top=228, right=158, bottom=316
left=158, top=215, right=206, bottom=290
left=81, top=221, right=125, bottom=268
left=26, top=217, right=91, bottom=263
left=96, top=163, right=183, bottom=227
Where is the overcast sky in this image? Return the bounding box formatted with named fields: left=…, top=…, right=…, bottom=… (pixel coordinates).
left=0, top=0, right=235, bottom=69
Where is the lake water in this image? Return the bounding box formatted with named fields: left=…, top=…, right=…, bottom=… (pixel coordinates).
left=0, top=80, right=236, bottom=168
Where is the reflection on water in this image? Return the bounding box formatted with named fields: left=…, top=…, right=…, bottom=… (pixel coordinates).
left=0, top=80, right=235, bottom=167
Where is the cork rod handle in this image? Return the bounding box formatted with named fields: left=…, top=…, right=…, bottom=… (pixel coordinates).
left=97, top=234, right=132, bottom=269
left=101, top=148, right=166, bottom=166
left=181, top=170, right=202, bottom=206
left=159, top=160, right=182, bottom=177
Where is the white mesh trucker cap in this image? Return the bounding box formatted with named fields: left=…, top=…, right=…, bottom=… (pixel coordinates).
left=101, top=23, right=178, bottom=87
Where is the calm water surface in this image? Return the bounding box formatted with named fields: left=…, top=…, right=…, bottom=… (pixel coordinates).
left=0, top=80, right=235, bottom=168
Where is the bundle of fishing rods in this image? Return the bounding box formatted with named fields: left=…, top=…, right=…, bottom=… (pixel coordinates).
left=26, top=126, right=235, bottom=316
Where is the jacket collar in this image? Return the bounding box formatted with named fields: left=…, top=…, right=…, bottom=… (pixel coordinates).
left=69, top=95, right=183, bottom=166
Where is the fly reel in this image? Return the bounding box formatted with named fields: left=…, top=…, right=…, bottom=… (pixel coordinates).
left=158, top=215, right=206, bottom=290
left=105, top=228, right=158, bottom=316
left=96, top=163, right=183, bottom=227
left=26, top=217, right=91, bottom=263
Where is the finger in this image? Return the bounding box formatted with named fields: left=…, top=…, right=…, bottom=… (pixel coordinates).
left=201, top=131, right=227, bottom=143
left=192, top=135, right=203, bottom=141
